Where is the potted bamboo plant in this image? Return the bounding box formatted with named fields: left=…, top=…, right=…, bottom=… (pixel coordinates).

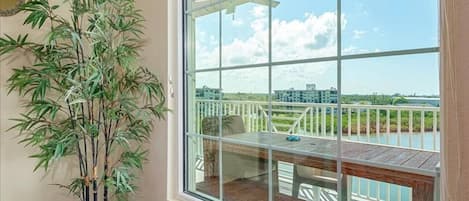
left=0, top=0, right=166, bottom=200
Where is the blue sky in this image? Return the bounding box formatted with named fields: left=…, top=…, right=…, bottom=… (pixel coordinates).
left=192, top=0, right=439, bottom=96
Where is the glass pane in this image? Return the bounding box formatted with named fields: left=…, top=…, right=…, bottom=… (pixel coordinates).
left=220, top=67, right=269, bottom=139
left=187, top=135, right=220, bottom=199
left=217, top=67, right=272, bottom=200
left=271, top=62, right=338, bottom=200
left=188, top=71, right=221, bottom=135
left=341, top=53, right=439, bottom=201
left=272, top=0, right=338, bottom=62
left=272, top=62, right=338, bottom=135
left=221, top=3, right=268, bottom=67
left=187, top=11, right=220, bottom=70
left=341, top=0, right=439, bottom=55
left=221, top=142, right=270, bottom=201
left=273, top=154, right=339, bottom=200
left=342, top=53, right=440, bottom=150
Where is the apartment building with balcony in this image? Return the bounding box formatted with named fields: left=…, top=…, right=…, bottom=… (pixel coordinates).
left=196, top=86, right=222, bottom=100
left=274, top=84, right=338, bottom=104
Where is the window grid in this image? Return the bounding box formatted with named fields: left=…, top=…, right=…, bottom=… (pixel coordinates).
left=183, top=0, right=440, bottom=201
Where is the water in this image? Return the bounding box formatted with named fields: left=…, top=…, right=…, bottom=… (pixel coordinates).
left=344, top=132, right=441, bottom=151
left=346, top=132, right=440, bottom=201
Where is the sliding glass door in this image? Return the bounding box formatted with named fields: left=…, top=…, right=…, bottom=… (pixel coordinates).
left=184, top=0, right=440, bottom=201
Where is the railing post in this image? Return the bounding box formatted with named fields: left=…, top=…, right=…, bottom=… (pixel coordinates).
left=386, top=109, right=390, bottom=144
left=421, top=111, right=425, bottom=133
left=304, top=109, right=307, bottom=134
left=409, top=110, right=413, bottom=134
left=387, top=183, right=391, bottom=201
left=357, top=109, right=361, bottom=140
left=366, top=109, right=370, bottom=142
left=398, top=185, right=402, bottom=201
left=348, top=108, right=352, bottom=137
left=316, top=107, right=319, bottom=135
left=377, top=180, right=381, bottom=201
left=376, top=109, right=380, bottom=141
left=367, top=178, right=371, bottom=199
left=310, top=107, right=313, bottom=135
left=398, top=110, right=402, bottom=146
left=322, top=107, right=326, bottom=136
left=331, top=107, right=335, bottom=136
left=409, top=110, right=413, bottom=148
left=242, top=103, right=245, bottom=128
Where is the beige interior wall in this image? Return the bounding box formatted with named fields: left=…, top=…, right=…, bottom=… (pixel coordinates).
left=0, top=0, right=18, bottom=9
left=0, top=0, right=174, bottom=201
left=0, top=10, right=75, bottom=201
left=135, top=0, right=172, bottom=200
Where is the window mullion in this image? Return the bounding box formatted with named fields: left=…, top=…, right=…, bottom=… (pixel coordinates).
left=336, top=0, right=344, bottom=200
left=267, top=1, right=274, bottom=201
left=217, top=3, right=224, bottom=200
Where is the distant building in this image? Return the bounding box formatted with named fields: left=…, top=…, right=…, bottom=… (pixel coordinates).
left=398, top=97, right=440, bottom=107
left=196, top=86, right=221, bottom=100
left=274, top=84, right=338, bottom=103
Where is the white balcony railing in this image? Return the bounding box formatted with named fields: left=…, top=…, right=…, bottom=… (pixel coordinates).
left=192, top=99, right=441, bottom=201
left=194, top=99, right=440, bottom=151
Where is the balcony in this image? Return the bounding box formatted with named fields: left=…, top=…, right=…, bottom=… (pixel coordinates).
left=189, top=99, right=441, bottom=201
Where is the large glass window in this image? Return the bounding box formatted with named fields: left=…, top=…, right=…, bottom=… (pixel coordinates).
left=184, top=0, right=440, bottom=201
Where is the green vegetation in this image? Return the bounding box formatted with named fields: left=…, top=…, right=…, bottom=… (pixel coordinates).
left=271, top=109, right=440, bottom=134
left=204, top=93, right=440, bottom=135
left=223, top=93, right=269, bottom=101
left=342, top=94, right=395, bottom=105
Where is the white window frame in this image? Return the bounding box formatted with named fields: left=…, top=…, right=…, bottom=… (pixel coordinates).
left=177, top=1, right=440, bottom=201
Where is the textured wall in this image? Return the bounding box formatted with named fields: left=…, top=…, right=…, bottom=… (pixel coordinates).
left=0, top=8, right=75, bottom=201
left=0, top=0, right=173, bottom=200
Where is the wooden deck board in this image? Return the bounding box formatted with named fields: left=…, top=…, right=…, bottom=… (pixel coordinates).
left=402, top=151, right=435, bottom=169
left=355, top=145, right=392, bottom=161
left=420, top=154, right=440, bottom=170
left=342, top=142, right=376, bottom=158
left=225, top=133, right=440, bottom=173
left=367, top=147, right=420, bottom=166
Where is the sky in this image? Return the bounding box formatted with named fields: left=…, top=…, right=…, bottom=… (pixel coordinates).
left=190, top=0, right=440, bottom=96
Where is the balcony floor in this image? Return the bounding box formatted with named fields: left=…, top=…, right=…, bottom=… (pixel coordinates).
left=194, top=149, right=434, bottom=201
left=197, top=175, right=303, bottom=201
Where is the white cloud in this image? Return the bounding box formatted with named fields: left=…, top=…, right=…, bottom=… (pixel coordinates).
left=195, top=12, right=345, bottom=93
left=232, top=18, right=244, bottom=26
left=343, top=45, right=371, bottom=55
left=353, top=30, right=366, bottom=39
left=272, top=12, right=339, bottom=61
left=251, top=5, right=267, bottom=18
